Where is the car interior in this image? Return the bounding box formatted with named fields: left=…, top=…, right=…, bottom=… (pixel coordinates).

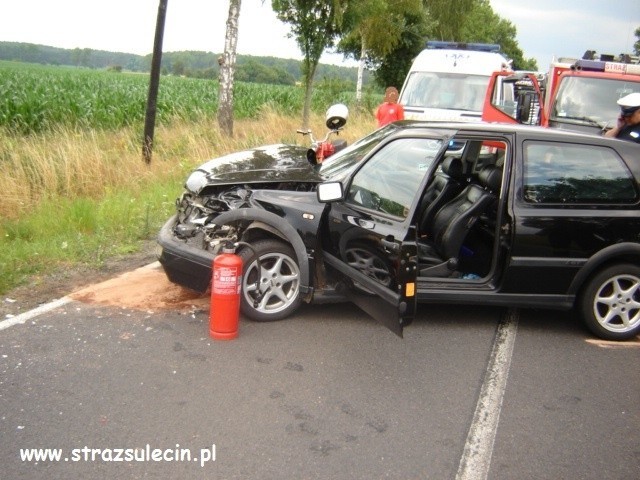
left=416, top=139, right=506, bottom=280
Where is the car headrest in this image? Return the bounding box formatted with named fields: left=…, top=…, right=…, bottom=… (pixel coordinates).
left=441, top=156, right=463, bottom=179
left=479, top=165, right=502, bottom=193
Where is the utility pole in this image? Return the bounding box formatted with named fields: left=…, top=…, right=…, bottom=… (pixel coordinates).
left=143, top=0, right=168, bottom=164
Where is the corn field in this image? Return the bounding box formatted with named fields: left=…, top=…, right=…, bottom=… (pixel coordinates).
left=0, top=61, right=378, bottom=134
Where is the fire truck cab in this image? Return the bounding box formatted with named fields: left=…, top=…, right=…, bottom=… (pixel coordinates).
left=543, top=56, right=640, bottom=134
left=483, top=52, right=640, bottom=135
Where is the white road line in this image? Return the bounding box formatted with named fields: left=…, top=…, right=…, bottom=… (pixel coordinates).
left=456, top=308, right=519, bottom=480
left=0, top=297, right=72, bottom=331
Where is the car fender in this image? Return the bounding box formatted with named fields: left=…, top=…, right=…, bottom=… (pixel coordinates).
left=245, top=220, right=288, bottom=243
left=212, top=209, right=312, bottom=294
left=567, top=242, right=640, bottom=296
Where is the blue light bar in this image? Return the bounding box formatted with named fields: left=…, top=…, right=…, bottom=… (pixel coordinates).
left=571, top=59, right=640, bottom=75
left=426, top=41, right=501, bottom=52
left=572, top=59, right=606, bottom=72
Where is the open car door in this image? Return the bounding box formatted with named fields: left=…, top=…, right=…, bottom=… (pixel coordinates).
left=321, top=230, right=418, bottom=337
left=482, top=71, right=544, bottom=125
left=316, top=134, right=450, bottom=336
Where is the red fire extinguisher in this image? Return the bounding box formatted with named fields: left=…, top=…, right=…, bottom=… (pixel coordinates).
left=210, top=243, right=243, bottom=340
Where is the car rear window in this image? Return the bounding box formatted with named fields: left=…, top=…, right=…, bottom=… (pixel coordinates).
left=523, top=141, right=638, bottom=204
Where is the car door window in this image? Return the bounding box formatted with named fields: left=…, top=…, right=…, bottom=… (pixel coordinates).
left=523, top=142, right=638, bottom=204
left=346, top=138, right=443, bottom=218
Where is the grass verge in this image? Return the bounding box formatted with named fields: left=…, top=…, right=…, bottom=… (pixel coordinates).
left=0, top=109, right=374, bottom=295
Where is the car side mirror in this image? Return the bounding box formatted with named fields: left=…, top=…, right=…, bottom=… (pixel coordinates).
left=317, top=182, right=344, bottom=203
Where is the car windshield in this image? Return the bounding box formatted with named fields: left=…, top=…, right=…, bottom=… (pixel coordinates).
left=318, top=123, right=401, bottom=179
left=400, top=72, right=489, bottom=111
left=551, top=76, right=640, bottom=127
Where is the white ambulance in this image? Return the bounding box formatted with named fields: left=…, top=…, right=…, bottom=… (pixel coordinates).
left=399, top=41, right=511, bottom=121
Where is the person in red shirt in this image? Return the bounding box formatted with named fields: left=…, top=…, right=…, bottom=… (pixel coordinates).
left=375, top=86, right=405, bottom=127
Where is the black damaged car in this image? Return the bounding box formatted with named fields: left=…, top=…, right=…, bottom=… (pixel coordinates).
left=158, top=118, right=640, bottom=340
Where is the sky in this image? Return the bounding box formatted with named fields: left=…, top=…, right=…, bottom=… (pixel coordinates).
left=0, top=0, right=638, bottom=69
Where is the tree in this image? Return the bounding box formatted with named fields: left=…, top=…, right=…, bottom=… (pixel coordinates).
left=172, top=59, right=186, bottom=76
left=459, top=0, right=537, bottom=71
left=236, top=59, right=296, bottom=85
left=338, top=0, right=423, bottom=103
left=371, top=0, right=537, bottom=89
left=634, top=26, right=640, bottom=55
left=367, top=9, right=433, bottom=89
left=425, top=0, right=475, bottom=41
left=218, top=0, right=242, bottom=137
left=272, top=0, right=346, bottom=129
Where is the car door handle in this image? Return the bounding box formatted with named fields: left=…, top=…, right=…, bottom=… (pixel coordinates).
left=381, top=238, right=399, bottom=253
left=357, top=219, right=375, bottom=229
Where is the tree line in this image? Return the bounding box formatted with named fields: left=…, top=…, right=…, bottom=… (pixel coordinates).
left=0, top=41, right=369, bottom=87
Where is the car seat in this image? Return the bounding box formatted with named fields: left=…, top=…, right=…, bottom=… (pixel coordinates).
left=418, top=164, right=502, bottom=277
left=417, top=156, right=465, bottom=234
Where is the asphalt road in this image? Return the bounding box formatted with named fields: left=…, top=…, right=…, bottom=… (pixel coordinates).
left=1, top=295, right=639, bottom=479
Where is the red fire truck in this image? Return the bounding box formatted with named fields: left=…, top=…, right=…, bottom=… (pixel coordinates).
left=482, top=53, right=640, bottom=135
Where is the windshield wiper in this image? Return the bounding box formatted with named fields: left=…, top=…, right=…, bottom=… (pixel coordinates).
left=553, top=116, right=605, bottom=129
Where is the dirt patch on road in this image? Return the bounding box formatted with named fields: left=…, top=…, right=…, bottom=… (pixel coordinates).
left=1, top=240, right=209, bottom=318
left=69, top=262, right=209, bottom=311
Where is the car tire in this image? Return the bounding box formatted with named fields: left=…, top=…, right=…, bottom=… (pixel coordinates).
left=580, top=263, right=640, bottom=341
left=238, top=239, right=302, bottom=322
left=344, top=242, right=394, bottom=290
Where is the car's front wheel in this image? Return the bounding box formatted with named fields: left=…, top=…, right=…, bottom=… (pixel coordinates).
left=238, top=239, right=302, bottom=322
left=344, top=243, right=393, bottom=287
left=580, top=263, right=640, bottom=341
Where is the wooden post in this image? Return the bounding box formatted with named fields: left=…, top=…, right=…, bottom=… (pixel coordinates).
left=143, top=0, right=168, bottom=164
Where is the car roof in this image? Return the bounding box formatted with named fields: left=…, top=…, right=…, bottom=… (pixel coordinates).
left=389, top=120, right=601, bottom=140
left=385, top=120, right=640, bottom=180
left=389, top=119, right=640, bottom=148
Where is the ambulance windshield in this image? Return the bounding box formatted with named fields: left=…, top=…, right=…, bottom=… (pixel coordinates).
left=400, top=72, right=489, bottom=112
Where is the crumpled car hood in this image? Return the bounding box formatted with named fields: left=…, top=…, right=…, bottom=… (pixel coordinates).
left=186, top=144, right=323, bottom=193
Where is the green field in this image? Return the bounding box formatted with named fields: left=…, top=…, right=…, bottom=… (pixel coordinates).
left=0, top=61, right=377, bottom=134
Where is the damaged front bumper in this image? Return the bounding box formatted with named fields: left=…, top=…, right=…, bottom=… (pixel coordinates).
left=157, top=214, right=215, bottom=293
